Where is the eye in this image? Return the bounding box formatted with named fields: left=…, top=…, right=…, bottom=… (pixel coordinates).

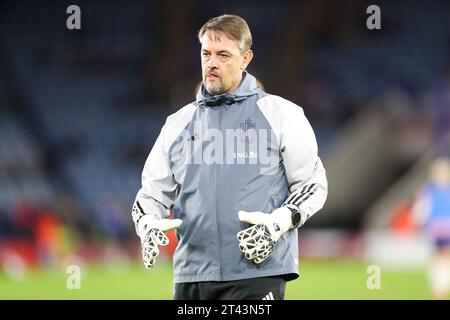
left=218, top=54, right=230, bottom=61
left=202, top=52, right=211, bottom=58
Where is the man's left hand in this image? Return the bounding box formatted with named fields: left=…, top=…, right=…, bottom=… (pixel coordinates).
left=237, top=207, right=292, bottom=264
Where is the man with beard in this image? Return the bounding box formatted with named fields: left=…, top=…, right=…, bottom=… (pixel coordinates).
left=131, top=14, right=328, bottom=300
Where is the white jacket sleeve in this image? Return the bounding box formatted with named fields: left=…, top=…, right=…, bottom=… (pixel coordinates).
left=131, top=122, right=178, bottom=235
left=257, top=95, right=328, bottom=228
left=131, top=104, right=196, bottom=232
left=279, top=102, right=328, bottom=227
left=131, top=103, right=197, bottom=235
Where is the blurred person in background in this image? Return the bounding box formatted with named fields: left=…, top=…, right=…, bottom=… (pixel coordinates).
left=413, top=157, right=450, bottom=299
left=131, top=14, right=327, bottom=300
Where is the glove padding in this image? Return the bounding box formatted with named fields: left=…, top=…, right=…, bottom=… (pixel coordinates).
left=138, top=215, right=182, bottom=269
left=237, top=207, right=292, bottom=264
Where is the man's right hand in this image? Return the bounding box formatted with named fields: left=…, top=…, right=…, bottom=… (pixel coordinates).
left=137, top=215, right=183, bottom=269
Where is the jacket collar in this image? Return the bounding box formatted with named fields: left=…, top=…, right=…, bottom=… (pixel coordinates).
left=196, top=71, right=258, bottom=107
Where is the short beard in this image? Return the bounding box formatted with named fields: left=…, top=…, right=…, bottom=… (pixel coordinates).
left=204, top=81, right=227, bottom=96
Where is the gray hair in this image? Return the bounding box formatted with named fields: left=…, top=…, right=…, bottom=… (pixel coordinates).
left=198, top=14, right=252, bottom=54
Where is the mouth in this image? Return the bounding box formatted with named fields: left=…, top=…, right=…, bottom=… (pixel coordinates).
left=206, top=73, right=219, bottom=81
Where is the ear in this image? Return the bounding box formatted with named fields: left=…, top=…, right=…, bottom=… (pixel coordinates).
left=241, top=49, right=253, bottom=70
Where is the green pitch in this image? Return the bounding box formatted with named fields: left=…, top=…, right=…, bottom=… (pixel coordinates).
left=0, top=259, right=431, bottom=299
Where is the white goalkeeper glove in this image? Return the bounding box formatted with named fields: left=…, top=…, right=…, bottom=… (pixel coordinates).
left=237, top=207, right=297, bottom=264
left=137, top=215, right=183, bottom=269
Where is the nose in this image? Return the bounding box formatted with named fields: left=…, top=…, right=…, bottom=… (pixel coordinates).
left=206, top=55, right=219, bottom=69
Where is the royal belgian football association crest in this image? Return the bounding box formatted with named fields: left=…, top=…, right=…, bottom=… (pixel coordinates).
left=240, top=118, right=256, bottom=142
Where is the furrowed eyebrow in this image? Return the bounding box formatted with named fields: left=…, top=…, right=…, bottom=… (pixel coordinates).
left=201, top=49, right=232, bottom=56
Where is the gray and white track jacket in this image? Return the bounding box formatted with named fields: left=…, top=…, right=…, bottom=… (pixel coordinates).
left=132, top=72, right=328, bottom=283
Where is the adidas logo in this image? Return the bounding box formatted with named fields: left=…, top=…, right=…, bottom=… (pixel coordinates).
left=262, top=292, right=275, bottom=300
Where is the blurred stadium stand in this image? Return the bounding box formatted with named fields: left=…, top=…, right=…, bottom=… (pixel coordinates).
left=0, top=0, right=449, bottom=265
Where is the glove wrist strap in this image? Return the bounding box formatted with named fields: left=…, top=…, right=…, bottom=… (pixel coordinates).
left=283, top=205, right=303, bottom=229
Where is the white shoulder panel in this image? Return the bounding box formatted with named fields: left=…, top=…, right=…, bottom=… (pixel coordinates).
left=257, top=94, right=327, bottom=227
left=256, top=94, right=309, bottom=145
left=132, top=103, right=197, bottom=225
left=162, top=103, right=198, bottom=153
